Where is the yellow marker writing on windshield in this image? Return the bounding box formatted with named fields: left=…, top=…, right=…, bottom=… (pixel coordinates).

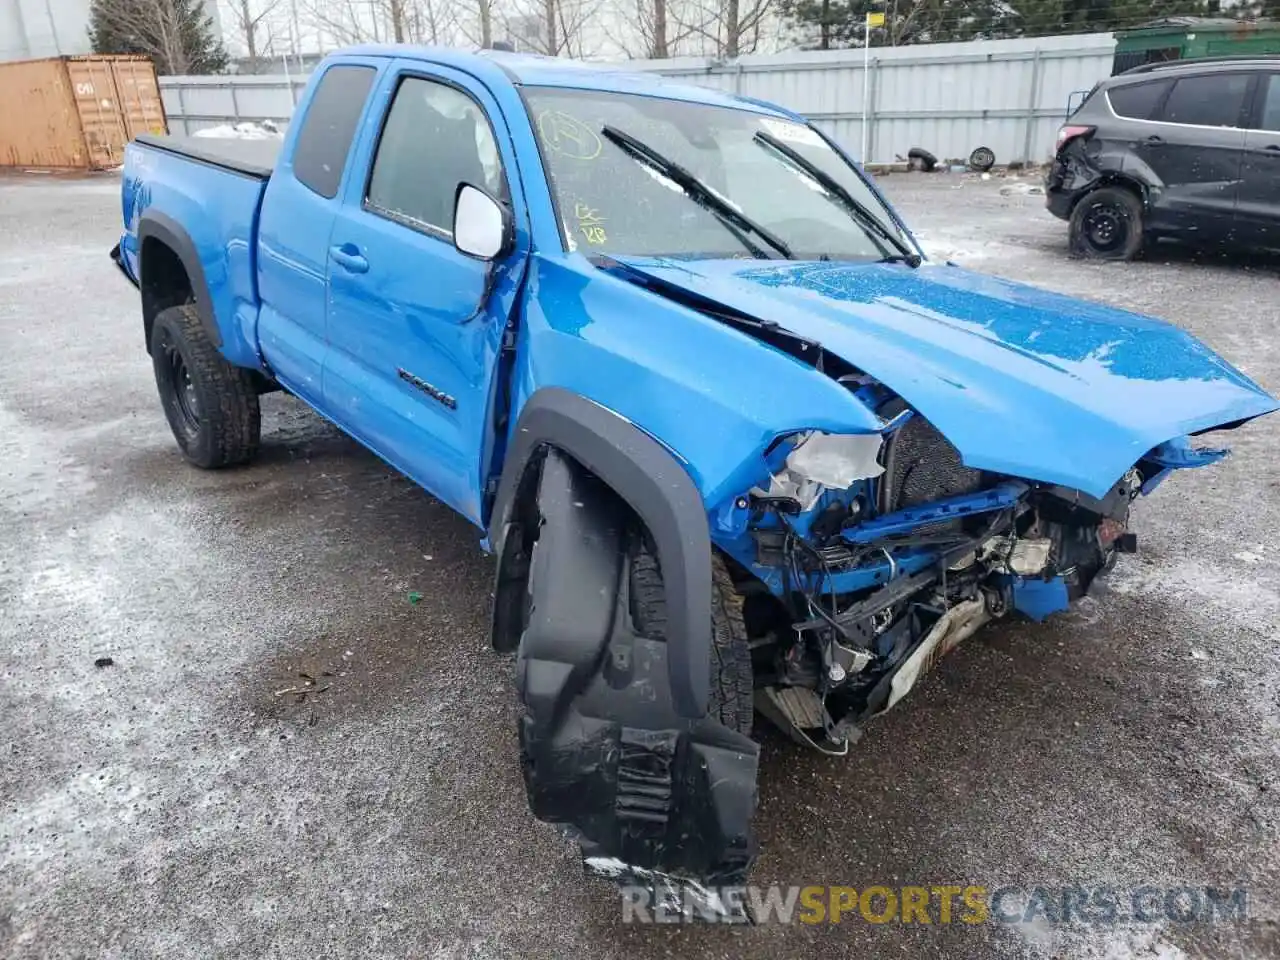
left=575, top=202, right=608, bottom=244
left=538, top=111, right=603, bottom=160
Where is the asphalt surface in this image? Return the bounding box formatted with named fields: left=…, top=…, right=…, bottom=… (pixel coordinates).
left=2, top=171, right=1278, bottom=959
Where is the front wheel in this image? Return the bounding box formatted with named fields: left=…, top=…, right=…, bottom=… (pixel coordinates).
left=1069, top=186, right=1146, bottom=260
left=630, top=545, right=754, bottom=736
left=151, top=304, right=260, bottom=468
left=511, top=450, right=759, bottom=892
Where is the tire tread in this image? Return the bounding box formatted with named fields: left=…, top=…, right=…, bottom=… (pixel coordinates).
left=631, top=546, right=753, bottom=735
left=152, top=304, right=260, bottom=468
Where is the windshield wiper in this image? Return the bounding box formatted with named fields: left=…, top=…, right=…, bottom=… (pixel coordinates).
left=601, top=124, right=793, bottom=260
left=752, top=130, right=922, bottom=268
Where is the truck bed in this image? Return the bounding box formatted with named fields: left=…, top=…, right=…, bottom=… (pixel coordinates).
left=119, top=132, right=275, bottom=371
left=134, top=133, right=280, bottom=180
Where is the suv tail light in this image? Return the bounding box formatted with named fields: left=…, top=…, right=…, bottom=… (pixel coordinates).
left=1055, top=124, right=1095, bottom=154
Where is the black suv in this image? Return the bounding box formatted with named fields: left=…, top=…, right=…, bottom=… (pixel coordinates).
left=1046, top=57, right=1280, bottom=259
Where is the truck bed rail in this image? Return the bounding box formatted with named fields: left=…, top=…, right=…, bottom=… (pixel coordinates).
left=134, top=133, right=280, bottom=180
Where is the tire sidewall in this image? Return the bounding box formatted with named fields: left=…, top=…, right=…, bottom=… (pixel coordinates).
left=1070, top=188, right=1145, bottom=260
left=151, top=307, right=215, bottom=467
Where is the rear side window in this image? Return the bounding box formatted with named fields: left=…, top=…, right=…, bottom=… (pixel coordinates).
left=1106, top=80, right=1171, bottom=120
left=1156, top=73, right=1251, bottom=128
left=1261, top=74, right=1280, bottom=131
left=292, top=65, right=376, bottom=198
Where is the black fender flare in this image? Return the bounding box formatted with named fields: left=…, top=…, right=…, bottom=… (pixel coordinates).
left=137, top=210, right=221, bottom=349
left=488, top=387, right=712, bottom=720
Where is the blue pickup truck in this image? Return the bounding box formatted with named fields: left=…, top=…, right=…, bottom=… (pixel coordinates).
left=113, top=45, right=1276, bottom=902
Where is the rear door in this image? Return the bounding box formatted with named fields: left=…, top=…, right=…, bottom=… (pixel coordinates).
left=1127, top=70, right=1252, bottom=237
left=1237, top=71, right=1280, bottom=250
left=323, top=61, right=529, bottom=524
left=256, top=60, right=379, bottom=406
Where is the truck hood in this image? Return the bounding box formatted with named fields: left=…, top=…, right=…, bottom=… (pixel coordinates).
left=609, top=256, right=1278, bottom=499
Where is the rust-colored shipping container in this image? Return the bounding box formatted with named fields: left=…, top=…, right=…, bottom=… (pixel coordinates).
left=0, top=55, right=168, bottom=170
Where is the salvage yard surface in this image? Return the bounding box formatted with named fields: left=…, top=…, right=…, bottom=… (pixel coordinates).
left=2, top=171, right=1278, bottom=959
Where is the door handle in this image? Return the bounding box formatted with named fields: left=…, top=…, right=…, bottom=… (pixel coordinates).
left=329, top=243, right=369, bottom=274
left=1144, top=135, right=1165, bottom=147
left=1263, top=144, right=1280, bottom=156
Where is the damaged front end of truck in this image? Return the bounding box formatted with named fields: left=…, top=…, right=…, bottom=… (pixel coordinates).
left=714, top=418, right=1224, bottom=757
left=492, top=256, right=1278, bottom=913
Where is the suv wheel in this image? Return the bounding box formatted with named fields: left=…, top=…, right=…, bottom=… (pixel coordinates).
left=1070, top=186, right=1145, bottom=260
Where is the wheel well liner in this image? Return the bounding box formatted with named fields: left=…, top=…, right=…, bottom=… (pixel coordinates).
left=489, top=387, right=712, bottom=720
left=137, top=211, right=220, bottom=353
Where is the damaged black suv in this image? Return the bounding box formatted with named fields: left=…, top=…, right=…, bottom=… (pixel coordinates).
left=1046, top=57, right=1280, bottom=259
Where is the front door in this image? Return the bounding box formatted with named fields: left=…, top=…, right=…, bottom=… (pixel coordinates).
left=1136, top=70, right=1252, bottom=237
left=324, top=63, right=527, bottom=524
left=1237, top=71, right=1280, bottom=250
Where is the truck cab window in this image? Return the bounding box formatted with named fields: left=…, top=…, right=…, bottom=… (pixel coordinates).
left=292, top=64, right=376, bottom=199
left=366, top=77, right=506, bottom=235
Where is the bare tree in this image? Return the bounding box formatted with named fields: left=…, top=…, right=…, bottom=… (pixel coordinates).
left=406, top=0, right=465, bottom=44
left=302, top=0, right=482, bottom=46
left=672, top=0, right=773, bottom=56
left=454, top=0, right=495, bottom=48
left=622, top=0, right=696, bottom=57
left=228, top=0, right=284, bottom=58
left=299, top=0, right=377, bottom=43
left=650, top=0, right=669, bottom=55
left=502, top=0, right=596, bottom=56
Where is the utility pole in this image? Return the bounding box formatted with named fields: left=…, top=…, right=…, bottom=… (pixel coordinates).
left=862, top=7, right=884, bottom=163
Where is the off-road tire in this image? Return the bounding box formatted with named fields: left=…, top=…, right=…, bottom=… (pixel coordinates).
left=1069, top=186, right=1146, bottom=261
left=630, top=546, right=754, bottom=735
left=150, top=304, right=260, bottom=468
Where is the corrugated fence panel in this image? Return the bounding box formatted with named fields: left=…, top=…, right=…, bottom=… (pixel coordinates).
left=161, top=75, right=306, bottom=135
left=160, top=33, right=1116, bottom=161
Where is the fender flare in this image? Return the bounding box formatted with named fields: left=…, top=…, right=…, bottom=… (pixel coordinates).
left=137, top=210, right=221, bottom=348
left=488, top=387, right=712, bottom=720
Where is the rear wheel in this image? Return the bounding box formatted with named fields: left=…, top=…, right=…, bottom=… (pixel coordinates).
left=1070, top=186, right=1146, bottom=260
left=151, top=304, right=260, bottom=468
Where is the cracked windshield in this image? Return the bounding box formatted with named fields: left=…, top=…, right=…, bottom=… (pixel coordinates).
left=525, top=89, right=912, bottom=261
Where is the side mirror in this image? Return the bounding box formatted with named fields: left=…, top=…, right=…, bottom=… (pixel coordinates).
left=453, top=183, right=512, bottom=260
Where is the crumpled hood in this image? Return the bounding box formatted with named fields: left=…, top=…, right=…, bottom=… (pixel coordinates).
left=611, top=256, right=1278, bottom=499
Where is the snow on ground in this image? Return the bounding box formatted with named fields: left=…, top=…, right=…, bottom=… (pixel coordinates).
left=907, top=170, right=1052, bottom=264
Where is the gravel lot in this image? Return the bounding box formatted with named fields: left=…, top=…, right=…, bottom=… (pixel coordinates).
left=2, top=171, right=1277, bottom=960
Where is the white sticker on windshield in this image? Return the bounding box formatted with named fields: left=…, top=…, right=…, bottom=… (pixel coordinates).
left=759, top=117, right=823, bottom=147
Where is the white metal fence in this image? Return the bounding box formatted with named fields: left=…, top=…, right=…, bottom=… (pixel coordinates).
left=160, top=33, right=1116, bottom=165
